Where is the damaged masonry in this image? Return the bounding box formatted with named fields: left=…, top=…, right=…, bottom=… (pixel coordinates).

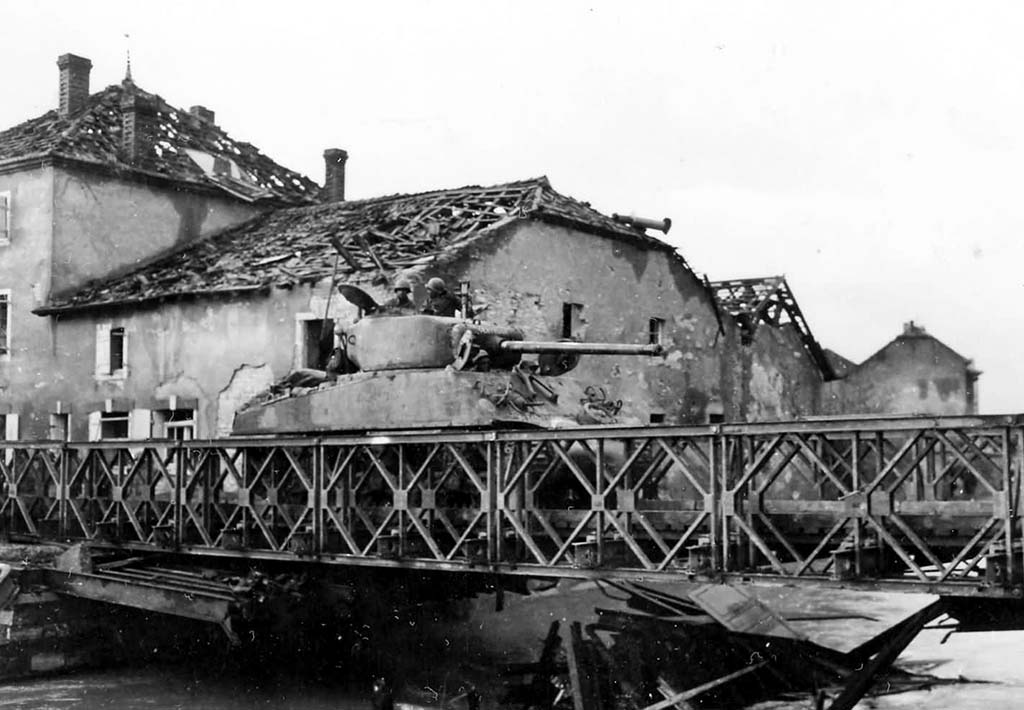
left=0, top=50, right=1010, bottom=710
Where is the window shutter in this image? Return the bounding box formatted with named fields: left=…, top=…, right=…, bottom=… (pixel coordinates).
left=87, top=412, right=101, bottom=442
left=0, top=292, right=9, bottom=355
left=0, top=193, right=8, bottom=242
left=4, top=413, right=17, bottom=440
left=128, top=409, right=151, bottom=440
left=95, top=324, right=110, bottom=375
left=3, top=413, right=18, bottom=465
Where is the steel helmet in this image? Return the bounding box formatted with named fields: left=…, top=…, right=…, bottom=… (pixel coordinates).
left=393, top=277, right=413, bottom=292
left=426, top=277, right=446, bottom=294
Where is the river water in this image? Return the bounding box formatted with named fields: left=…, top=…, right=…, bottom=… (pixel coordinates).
left=2, top=587, right=1022, bottom=709
left=0, top=668, right=370, bottom=709
left=3, top=629, right=1022, bottom=710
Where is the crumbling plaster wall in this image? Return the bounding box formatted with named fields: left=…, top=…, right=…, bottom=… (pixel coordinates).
left=821, top=337, right=971, bottom=415
left=414, top=221, right=823, bottom=424
left=18, top=220, right=828, bottom=439
left=50, top=166, right=260, bottom=295
left=0, top=166, right=56, bottom=432
left=739, top=324, right=822, bottom=421
left=33, top=281, right=360, bottom=440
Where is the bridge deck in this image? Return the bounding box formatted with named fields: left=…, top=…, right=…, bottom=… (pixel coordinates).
left=2, top=414, right=1022, bottom=599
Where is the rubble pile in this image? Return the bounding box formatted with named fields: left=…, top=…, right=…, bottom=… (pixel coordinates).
left=499, top=583, right=967, bottom=710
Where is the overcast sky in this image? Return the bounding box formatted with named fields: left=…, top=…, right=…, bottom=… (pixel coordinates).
left=4, top=2, right=1021, bottom=412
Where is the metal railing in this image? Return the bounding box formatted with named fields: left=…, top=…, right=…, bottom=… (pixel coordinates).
left=1, top=414, right=1021, bottom=597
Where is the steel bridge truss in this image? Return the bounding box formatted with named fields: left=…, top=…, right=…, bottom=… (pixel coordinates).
left=1, top=415, right=1022, bottom=597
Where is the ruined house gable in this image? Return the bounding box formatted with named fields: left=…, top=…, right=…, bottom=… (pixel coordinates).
left=710, top=275, right=836, bottom=381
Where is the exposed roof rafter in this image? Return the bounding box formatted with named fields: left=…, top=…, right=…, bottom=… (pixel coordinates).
left=711, top=276, right=838, bottom=381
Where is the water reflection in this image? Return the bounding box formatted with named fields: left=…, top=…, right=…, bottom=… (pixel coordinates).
left=0, top=666, right=369, bottom=710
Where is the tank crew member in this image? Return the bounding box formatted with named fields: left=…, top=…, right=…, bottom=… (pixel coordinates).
left=422, top=277, right=472, bottom=318
left=325, top=321, right=359, bottom=380
left=379, top=277, right=416, bottom=313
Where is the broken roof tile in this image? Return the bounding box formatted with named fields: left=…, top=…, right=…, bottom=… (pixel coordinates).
left=0, top=82, right=318, bottom=205
left=38, top=177, right=688, bottom=314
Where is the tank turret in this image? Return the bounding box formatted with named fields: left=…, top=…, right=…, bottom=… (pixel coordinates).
left=232, top=288, right=661, bottom=435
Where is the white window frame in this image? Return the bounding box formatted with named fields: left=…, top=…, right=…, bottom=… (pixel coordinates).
left=0, top=289, right=9, bottom=359
left=97, top=411, right=131, bottom=441
left=2, top=413, right=17, bottom=441
left=0, top=190, right=10, bottom=246
left=95, top=323, right=128, bottom=380
left=153, top=408, right=195, bottom=441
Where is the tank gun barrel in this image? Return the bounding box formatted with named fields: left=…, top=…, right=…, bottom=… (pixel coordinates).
left=499, top=341, right=663, bottom=356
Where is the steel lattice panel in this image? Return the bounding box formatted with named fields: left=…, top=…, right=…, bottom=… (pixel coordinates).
left=1, top=417, right=1021, bottom=598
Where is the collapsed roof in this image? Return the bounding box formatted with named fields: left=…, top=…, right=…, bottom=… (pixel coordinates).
left=0, top=81, right=318, bottom=205
left=37, top=176, right=689, bottom=314
left=711, top=276, right=837, bottom=381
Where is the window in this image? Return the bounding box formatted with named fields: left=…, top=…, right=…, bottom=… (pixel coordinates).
left=649, top=317, right=665, bottom=346
left=99, top=411, right=130, bottom=440
left=299, top=318, right=334, bottom=369
left=110, top=327, right=125, bottom=371
left=561, top=303, right=583, bottom=339
left=88, top=409, right=150, bottom=441
left=96, top=324, right=127, bottom=378
left=0, top=290, right=9, bottom=356
left=49, top=413, right=70, bottom=442
left=154, top=409, right=195, bottom=441
left=0, top=191, right=9, bottom=245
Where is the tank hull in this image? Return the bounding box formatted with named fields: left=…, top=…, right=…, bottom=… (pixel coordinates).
left=233, top=368, right=628, bottom=435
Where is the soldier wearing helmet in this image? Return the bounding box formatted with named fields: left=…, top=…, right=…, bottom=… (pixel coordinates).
left=422, top=277, right=471, bottom=318
left=379, top=276, right=416, bottom=313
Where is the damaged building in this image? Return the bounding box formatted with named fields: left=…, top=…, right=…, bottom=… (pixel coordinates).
left=0, top=54, right=980, bottom=441
left=822, top=320, right=981, bottom=415
left=30, top=176, right=838, bottom=439
left=0, top=54, right=318, bottom=439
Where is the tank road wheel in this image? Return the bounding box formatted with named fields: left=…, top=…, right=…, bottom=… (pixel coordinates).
left=453, top=330, right=476, bottom=371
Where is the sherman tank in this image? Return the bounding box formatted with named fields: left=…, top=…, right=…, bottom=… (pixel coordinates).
left=232, top=286, right=662, bottom=435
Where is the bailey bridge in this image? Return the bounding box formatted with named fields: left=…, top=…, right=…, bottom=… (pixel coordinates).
left=1, top=413, right=1022, bottom=601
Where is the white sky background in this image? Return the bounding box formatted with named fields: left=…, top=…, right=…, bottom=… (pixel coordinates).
left=3, top=1, right=1021, bottom=412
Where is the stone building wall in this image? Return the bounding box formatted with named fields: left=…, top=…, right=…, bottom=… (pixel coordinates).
left=821, top=323, right=977, bottom=416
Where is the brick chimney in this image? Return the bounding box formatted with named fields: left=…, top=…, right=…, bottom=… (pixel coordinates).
left=902, top=320, right=927, bottom=337
left=57, top=53, right=92, bottom=117
left=189, top=105, right=215, bottom=125
left=323, top=148, right=348, bottom=202
left=120, top=82, right=159, bottom=164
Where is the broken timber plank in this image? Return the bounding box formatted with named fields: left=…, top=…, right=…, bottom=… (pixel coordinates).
left=585, top=625, right=639, bottom=699
left=565, top=621, right=601, bottom=710
left=354, top=232, right=389, bottom=274
left=826, top=599, right=947, bottom=710
left=519, top=620, right=561, bottom=709
left=656, top=679, right=695, bottom=710
left=641, top=662, right=767, bottom=710
left=329, top=236, right=362, bottom=271
left=42, top=569, right=238, bottom=643
left=689, top=584, right=804, bottom=640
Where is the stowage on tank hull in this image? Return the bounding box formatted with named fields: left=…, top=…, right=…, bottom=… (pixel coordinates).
left=232, top=367, right=624, bottom=435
